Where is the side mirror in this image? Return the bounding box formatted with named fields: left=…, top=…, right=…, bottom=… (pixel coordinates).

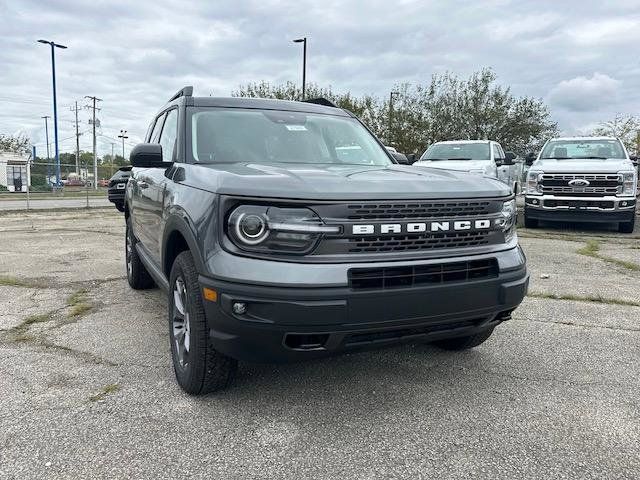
left=630, top=155, right=638, bottom=167
left=504, top=151, right=516, bottom=165
left=525, top=152, right=536, bottom=166
left=406, top=153, right=417, bottom=164
left=130, top=143, right=167, bottom=168
left=391, top=152, right=409, bottom=165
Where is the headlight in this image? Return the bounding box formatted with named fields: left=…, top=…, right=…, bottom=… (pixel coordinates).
left=227, top=205, right=340, bottom=254
left=495, top=199, right=517, bottom=242
left=526, top=170, right=543, bottom=195
left=620, top=171, right=637, bottom=196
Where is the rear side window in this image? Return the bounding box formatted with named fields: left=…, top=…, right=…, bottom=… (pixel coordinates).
left=159, top=109, right=178, bottom=163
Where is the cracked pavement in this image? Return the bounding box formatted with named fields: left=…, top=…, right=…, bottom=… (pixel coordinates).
left=0, top=208, right=639, bottom=479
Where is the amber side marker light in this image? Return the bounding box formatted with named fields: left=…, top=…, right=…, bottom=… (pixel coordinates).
left=203, top=287, right=218, bottom=302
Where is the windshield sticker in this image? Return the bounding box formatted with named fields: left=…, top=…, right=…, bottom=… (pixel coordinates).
left=285, top=125, right=307, bottom=131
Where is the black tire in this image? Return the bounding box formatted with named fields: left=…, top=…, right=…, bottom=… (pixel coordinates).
left=125, top=217, right=155, bottom=290
left=114, top=202, right=125, bottom=213
left=524, top=212, right=538, bottom=228
left=618, top=214, right=635, bottom=234
left=432, top=328, right=494, bottom=351
left=168, top=251, right=237, bottom=395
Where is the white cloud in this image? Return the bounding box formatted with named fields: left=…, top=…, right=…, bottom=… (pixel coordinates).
left=547, top=73, right=621, bottom=112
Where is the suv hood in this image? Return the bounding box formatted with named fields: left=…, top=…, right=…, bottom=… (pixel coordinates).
left=414, top=159, right=491, bottom=172
left=532, top=158, right=634, bottom=173
left=185, top=163, right=511, bottom=200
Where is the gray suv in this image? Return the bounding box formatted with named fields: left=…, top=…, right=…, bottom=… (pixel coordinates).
left=125, top=86, right=529, bottom=394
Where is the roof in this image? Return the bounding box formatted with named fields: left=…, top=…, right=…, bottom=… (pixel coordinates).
left=548, top=136, right=619, bottom=141
left=433, top=140, right=494, bottom=144
left=189, top=97, right=352, bottom=117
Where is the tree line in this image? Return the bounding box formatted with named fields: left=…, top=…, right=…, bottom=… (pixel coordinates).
left=233, top=68, right=560, bottom=156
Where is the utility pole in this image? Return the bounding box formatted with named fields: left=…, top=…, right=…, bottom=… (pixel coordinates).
left=70, top=101, right=81, bottom=174
left=85, top=95, right=102, bottom=189
left=41, top=116, right=51, bottom=188
left=118, top=130, right=128, bottom=161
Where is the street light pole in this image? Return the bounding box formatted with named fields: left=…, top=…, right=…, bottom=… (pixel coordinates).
left=389, top=91, right=400, bottom=146
left=118, top=130, right=128, bottom=161
left=41, top=115, right=51, bottom=187
left=38, top=39, right=67, bottom=188
left=292, top=37, right=307, bottom=99
left=111, top=142, right=116, bottom=177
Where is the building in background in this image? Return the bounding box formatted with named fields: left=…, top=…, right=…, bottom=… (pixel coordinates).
left=0, top=151, right=31, bottom=192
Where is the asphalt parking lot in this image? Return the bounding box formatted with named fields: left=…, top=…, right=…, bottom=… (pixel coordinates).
left=0, top=208, right=638, bottom=479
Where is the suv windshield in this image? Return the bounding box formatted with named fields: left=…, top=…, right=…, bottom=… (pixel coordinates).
left=540, top=139, right=626, bottom=159
left=189, top=108, right=392, bottom=166
left=421, top=143, right=490, bottom=161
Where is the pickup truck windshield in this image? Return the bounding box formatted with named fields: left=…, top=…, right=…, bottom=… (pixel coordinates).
left=421, top=143, right=490, bottom=161
left=189, top=108, right=392, bottom=166
left=540, top=139, right=626, bottom=159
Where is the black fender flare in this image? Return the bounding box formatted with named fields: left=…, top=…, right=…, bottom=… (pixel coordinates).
left=162, top=213, right=207, bottom=277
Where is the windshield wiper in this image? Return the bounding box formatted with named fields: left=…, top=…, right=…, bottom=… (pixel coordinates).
left=447, top=157, right=472, bottom=160
left=541, top=156, right=571, bottom=160
left=581, top=156, right=608, bottom=159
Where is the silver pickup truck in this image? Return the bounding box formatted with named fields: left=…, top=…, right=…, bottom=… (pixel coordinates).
left=524, top=136, right=638, bottom=233
left=414, top=140, right=523, bottom=194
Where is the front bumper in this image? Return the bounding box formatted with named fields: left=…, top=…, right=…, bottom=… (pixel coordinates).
left=107, top=187, right=125, bottom=204
left=525, top=195, right=636, bottom=223
left=198, top=247, right=529, bottom=363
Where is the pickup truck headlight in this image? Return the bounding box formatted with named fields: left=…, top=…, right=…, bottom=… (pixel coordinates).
left=526, top=170, right=543, bottom=195
left=227, top=205, right=339, bottom=254
left=495, top=199, right=517, bottom=242
left=620, top=171, right=637, bottom=196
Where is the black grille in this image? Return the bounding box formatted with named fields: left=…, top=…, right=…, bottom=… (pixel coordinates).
left=348, top=231, right=491, bottom=253
left=345, top=319, right=483, bottom=346
left=349, top=258, right=498, bottom=290
left=544, top=199, right=614, bottom=209
left=345, top=201, right=492, bottom=220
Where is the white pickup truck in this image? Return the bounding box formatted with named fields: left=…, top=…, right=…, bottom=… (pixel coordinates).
left=524, top=137, right=638, bottom=233
left=413, top=140, right=522, bottom=194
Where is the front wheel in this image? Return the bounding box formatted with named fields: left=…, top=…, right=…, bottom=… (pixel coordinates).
left=524, top=211, right=538, bottom=228
left=432, top=328, right=494, bottom=351
left=619, top=213, right=635, bottom=233
left=169, top=251, right=237, bottom=395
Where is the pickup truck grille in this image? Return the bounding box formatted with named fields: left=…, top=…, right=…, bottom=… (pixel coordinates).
left=349, top=258, right=498, bottom=290
left=540, top=174, right=622, bottom=196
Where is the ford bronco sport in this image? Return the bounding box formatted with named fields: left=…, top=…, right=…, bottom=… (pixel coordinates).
left=125, top=86, right=529, bottom=394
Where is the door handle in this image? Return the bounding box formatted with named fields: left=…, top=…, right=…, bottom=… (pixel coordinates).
left=138, top=181, right=149, bottom=189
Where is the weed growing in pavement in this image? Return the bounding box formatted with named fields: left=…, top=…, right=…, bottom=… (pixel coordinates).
left=528, top=291, right=640, bottom=307
left=89, top=383, right=121, bottom=402
left=66, top=289, right=94, bottom=318
left=576, top=240, right=640, bottom=271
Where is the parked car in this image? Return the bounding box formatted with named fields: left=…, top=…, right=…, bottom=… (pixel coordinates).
left=107, top=167, right=131, bottom=212
left=524, top=136, right=638, bottom=233
left=413, top=140, right=522, bottom=193
left=124, top=87, right=527, bottom=394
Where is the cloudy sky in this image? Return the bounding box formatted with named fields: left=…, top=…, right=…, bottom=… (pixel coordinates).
left=1, top=0, right=639, bottom=158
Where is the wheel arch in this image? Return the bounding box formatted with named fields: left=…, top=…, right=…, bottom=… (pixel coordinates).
left=162, top=215, right=206, bottom=278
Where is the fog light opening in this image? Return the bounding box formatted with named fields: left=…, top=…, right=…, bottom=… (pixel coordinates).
left=232, top=302, right=247, bottom=315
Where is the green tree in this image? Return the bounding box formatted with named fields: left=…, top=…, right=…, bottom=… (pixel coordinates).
left=592, top=114, right=640, bottom=155
left=0, top=133, right=30, bottom=154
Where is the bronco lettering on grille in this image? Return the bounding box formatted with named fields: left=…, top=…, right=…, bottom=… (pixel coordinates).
left=352, top=219, right=493, bottom=235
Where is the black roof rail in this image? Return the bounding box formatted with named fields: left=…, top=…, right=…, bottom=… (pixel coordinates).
left=169, top=86, right=193, bottom=102
left=303, top=97, right=338, bottom=108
